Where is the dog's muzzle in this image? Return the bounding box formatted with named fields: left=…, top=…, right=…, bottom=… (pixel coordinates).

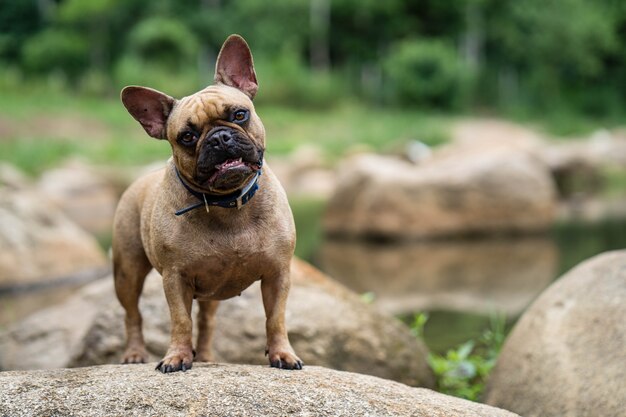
left=196, top=127, right=263, bottom=190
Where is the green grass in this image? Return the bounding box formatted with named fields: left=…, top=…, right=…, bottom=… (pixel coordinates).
left=259, top=102, right=451, bottom=159
left=0, top=87, right=453, bottom=175
left=2, top=84, right=623, bottom=177
left=503, top=104, right=626, bottom=137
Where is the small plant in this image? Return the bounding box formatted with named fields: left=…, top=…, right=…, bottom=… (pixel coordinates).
left=411, top=312, right=507, bottom=401
left=410, top=312, right=429, bottom=338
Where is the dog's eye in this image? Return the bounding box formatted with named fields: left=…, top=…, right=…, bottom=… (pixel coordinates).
left=179, top=131, right=198, bottom=145
left=232, top=110, right=249, bottom=124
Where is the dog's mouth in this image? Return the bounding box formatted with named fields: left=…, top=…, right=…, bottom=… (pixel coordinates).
left=205, top=158, right=261, bottom=192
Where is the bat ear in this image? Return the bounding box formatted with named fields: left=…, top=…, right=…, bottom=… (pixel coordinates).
left=121, top=86, right=176, bottom=139
left=214, top=34, right=258, bottom=99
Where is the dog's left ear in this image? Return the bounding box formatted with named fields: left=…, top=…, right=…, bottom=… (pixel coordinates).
left=214, top=34, right=258, bottom=99
left=121, top=86, right=176, bottom=140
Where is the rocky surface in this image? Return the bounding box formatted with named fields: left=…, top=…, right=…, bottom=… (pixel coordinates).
left=37, top=160, right=119, bottom=236
left=0, top=259, right=434, bottom=388
left=319, top=237, right=557, bottom=316
left=484, top=250, right=626, bottom=417
left=323, top=147, right=558, bottom=239
left=0, top=364, right=519, bottom=417
left=268, top=145, right=336, bottom=199
left=0, top=165, right=107, bottom=288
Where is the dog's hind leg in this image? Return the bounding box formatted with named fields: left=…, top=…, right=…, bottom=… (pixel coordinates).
left=113, top=197, right=152, bottom=364
left=195, top=300, right=220, bottom=362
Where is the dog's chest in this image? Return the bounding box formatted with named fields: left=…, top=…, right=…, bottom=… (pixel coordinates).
left=189, top=242, right=268, bottom=300
left=160, top=224, right=282, bottom=301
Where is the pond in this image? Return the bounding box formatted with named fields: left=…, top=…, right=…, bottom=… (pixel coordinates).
left=291, top=199, right=626, bottom=353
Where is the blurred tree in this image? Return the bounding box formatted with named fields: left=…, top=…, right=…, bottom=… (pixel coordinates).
left=21, top=28, right=89, bottom=81
left=384, top=39, right=470, bottom=110
left=56, top=0, right=122, bottom=72
left=126, top=16, right=199, bottom=69
left=2, top=0, right=626, bottom=115
left=485, top=0, right=617, bottom=108
left=0, top=0, right=47, bottom=62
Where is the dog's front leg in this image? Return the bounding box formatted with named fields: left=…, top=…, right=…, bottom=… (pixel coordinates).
left=261, top=269, right=303, bottom=370
left=156, top=271, right=195, bottom=373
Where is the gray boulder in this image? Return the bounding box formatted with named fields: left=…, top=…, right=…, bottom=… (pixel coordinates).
left=484, top=250, right=626, bottom=417
left=323, top=147, right=557, bottom=240
left=37, top=160, right=119, bottom=237
left=0, top=364, right=519, bottom=417
left=0, top=259, right=434, bottom=387
left=0, top=165, right=107, bottom=288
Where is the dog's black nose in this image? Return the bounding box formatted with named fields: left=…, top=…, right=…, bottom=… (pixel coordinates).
left=208, top=128, right=236, bottom=150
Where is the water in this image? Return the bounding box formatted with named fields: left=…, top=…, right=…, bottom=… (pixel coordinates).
left=295, top=199, right=626, bottom=353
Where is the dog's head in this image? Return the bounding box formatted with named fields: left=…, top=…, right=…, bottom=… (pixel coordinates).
left=121, top=35, right=264, bottom=195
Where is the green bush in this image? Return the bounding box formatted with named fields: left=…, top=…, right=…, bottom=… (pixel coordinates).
left=385, top=40, right=471, bottom=110
left=21, top=29, right=89, bottom=81
left=127, top=17, right=199, bottom=70
left=254, top=50, right=345, bottom=109
left=112, top=16, right=202, bottom=97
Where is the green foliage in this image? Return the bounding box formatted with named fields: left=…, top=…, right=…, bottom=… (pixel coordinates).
left=2, top=0, right=626, bottom=119
left=126, top=17, right=199, bottom=68
left=410, top=312, right=429, bottom=338
left=385, top=40, right=471, bottom=110
left=493, top=0, right=616, bottom=77
left=2, top=0, right=626, bottom=120
left=290, top=197, right=326, bottom=261
left=113, top=55, right=200, bottom=98
left=0, top=0, right=44, bottom=61
left=412, top=312, right=506, bottom=401
left=21, top=29, right=89, bottom=80
left=255, top=50, right=346, bottom=108
left=57, top=0, right=122, bottom=23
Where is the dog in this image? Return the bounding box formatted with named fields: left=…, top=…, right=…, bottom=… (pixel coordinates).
left=113, top=34, right=302, bottom=373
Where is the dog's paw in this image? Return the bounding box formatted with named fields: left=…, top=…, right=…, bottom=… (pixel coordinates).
left=121, top=346, right=148, bottom=364
left=155, top=348, right=194, bottom=373
left=267, top=346, right=304, bottom=370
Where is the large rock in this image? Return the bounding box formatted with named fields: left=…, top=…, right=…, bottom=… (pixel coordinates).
left=0, top=259, right=434, bottom=387
left=318, top=237, right=558, bottom=316
left=484, top=250, right=626, bottom=417
left=268, top=144, right=337, bottom=200
left=323, top=147, right=558, bottom=239
left=0, top=166, right=107, bottom=288
left=0, top=364, right=518, bottom=417
left=37, top=160, right=119, bottom=237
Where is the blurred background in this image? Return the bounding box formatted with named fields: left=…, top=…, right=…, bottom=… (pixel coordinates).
left=1, top=0, right=626, bottom=399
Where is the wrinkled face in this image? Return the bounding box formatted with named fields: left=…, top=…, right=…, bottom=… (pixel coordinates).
left=166, top=85, right=265, bottom=194
left=121, top=34, right=263, bottom=195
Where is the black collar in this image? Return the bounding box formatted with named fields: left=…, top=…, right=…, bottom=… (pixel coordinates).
left=173, top=164, right=262, bottom=216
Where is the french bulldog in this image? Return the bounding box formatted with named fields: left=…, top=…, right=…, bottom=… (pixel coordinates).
left=113, top=34, right=302, bottom=373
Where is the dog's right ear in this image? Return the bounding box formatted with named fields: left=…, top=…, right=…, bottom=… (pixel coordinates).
left=214, top=35, right=258, bottom=99
left=121, top=86, right=176, bottom=140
